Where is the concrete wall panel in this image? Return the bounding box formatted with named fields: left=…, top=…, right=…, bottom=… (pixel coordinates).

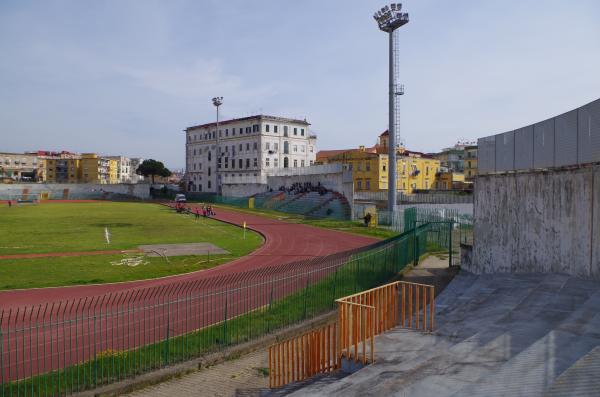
left=593, top=167, right=600, bottom=278
left=495, top=131, right=515, bottom=172
left=533, top=118, right=555, bottom=168
left=472, top=165, right=598, bottom=279
left=578, top=98, right=600, bottom=165
left=477, top=136, right=496, bottom=174
left=514, top=125, right=534, bottom=170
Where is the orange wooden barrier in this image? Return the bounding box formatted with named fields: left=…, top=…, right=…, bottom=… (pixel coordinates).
left=269, top=323, right=339, bottom=388
left=268, top=281, right=435, bottom=388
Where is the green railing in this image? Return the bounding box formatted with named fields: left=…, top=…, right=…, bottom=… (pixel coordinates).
left=0, top=223, right=434, bottom=396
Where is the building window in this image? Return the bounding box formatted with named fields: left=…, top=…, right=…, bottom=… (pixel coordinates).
left=266, top=142, right=270, bottom=150
left=239, top=144, right=243, bottom=151
left=293, top=127, right=297, bottom=136
left=208, top=152, right=211, bottom=161
left=225, top=129, right=229, bottom=136
left=265, top=124, right=270, bottom=132
left=274, top=142, right=279, bottom=151
left=301, top=160, right=305, bottom=167
left=357, top=163, right=362, bottom=171
left=208, top=167, right=211, bottom=176
left=253, top=124, right=259, bottom=132
left=301, top=145, right=305, bottom=153
left=232, top=159, right=235, bottom=169
left=274, top=158, right=279, bottom=167
left=366, top=180, right=371, bottom=190
left=283, top=141, right=289, bottom=154
left=366, top=162, right=371, bottom=171
left=293, top=159, right=298, bottom=167
left=266, top=158, right=270, bottom=167
left=382, top=164, right=386, bottom=172
left=357, top=181, right=362, bottom=190
left=239, top=159, right=243, bottom=168
left=274, top=125, right=278, bottom=133
left=284, top=126, right=288, bottom=137
left=232, top=128, right=236, bottom=136
left=246, top=143, right=250, bottom=151
left=283, top=157, right=289, bottom=168
left=293, top=145, right=297, bottom=153
left=253, top=142, right=257, bottom=150
left=253, top=158, right=258, bottom=167
left=301, top=128, right=305, bottom=136
left=246, top=159, right=250, bottom=168
left=208, top=180, right=211, bottom=189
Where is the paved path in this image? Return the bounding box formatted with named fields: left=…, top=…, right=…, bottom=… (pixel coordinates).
left=0, top=204, right=376, bottom=310
left=123, top=349, right=269, bottom=397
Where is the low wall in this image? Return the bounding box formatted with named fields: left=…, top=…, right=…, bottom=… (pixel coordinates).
left=472, top=164, right=599, bottom=278
left=222, top=183, right=268, bottom=198
left=0, top=183, right=151, bottom=200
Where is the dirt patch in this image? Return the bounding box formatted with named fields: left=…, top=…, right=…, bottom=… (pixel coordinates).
left=138, top=243, right=229, bottom=257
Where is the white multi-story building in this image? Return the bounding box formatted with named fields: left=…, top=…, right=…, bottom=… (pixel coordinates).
left=185, top=115, right=317, bottom=193
left=106, top=156, right=145, bottom=183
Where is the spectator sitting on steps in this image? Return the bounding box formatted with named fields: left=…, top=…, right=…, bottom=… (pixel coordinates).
left=363, top=212, right=372, bottom=227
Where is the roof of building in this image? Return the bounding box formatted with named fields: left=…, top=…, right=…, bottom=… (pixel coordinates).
left=186, top=115, right=310, bottom=131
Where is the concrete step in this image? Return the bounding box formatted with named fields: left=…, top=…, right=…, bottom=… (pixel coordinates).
left=544, top=345, right=600, bottom=397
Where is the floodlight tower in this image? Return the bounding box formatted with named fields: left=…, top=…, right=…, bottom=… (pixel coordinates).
left=212, top=96, right=223, bottom=194
left=374, top=4, right=409, bottom=212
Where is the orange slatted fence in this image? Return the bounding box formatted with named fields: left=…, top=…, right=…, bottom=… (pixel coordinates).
left=268, top=281, right=435, bottom=388
left=269, top=323, right=339, bottom=388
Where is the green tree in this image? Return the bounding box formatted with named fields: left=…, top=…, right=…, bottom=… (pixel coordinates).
left=136, top=159, right=172, bottom=184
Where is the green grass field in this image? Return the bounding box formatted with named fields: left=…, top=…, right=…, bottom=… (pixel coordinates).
left=0, top=202, right=262, bottom=289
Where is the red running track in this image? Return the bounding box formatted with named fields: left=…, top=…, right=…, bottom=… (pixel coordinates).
left=0, top=204, right=378, bottom=382
left=0, top=204, right=376, bottom=311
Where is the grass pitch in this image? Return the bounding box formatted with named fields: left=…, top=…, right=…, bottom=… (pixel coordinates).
left=0, top=202, right=262, bottom=289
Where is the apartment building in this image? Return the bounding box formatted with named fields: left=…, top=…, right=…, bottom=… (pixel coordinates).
left=0, top=152, right=38, bottom=181
left=80, top=154, right=118, bottom=184
left=106, top=156, right=144, bottom=183
left=185, top=115, right=317, bottom=193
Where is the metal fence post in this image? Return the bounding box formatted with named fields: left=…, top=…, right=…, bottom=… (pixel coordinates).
left=164, top=300, right=170, bottom=366
left=413, top=227, right=419, bottom=267
left=448, top=221, right=453, bottom=267
left=303, top=274, right=310, bottom=320
left=223, top=290, right=228, bottom=346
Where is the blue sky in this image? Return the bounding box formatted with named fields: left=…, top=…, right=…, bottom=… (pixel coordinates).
left=1, top=0, right=599, bottom=169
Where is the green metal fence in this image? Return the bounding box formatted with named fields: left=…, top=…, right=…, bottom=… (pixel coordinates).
left=0, top=223, right=436, bottom=396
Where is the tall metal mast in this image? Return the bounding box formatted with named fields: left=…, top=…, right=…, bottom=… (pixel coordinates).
left=374, top=4, right=409, bottom=212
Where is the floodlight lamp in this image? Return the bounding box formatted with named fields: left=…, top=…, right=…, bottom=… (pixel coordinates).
left=391, top=3, right=396, bottom=10
left=212, top=97, right=223, bottom=107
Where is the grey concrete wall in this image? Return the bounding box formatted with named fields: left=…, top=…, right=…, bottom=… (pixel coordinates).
left=0, top=183, right=150, bottom=200
left=471, top=164, right=599, bottom=278
left=222, top=183, right=268, bottom=198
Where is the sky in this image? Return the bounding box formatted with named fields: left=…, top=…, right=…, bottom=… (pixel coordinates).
left=1, top=0, right=599, bottom=169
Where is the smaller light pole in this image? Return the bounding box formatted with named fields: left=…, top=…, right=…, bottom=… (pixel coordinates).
left=212, top=96, right=223, bottom=194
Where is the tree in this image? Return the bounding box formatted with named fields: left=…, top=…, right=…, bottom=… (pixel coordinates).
left=136, top=159, right=172, bottom=184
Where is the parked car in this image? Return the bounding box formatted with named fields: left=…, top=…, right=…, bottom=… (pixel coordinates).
left=174, top=194, right=187, bottom=203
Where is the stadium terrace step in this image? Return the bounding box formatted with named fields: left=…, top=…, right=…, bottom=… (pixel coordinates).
left=284, top=272, right=600, bottom=397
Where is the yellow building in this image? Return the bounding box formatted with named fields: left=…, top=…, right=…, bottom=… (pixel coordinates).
left=464, top=145, right=478, bottom=181
left=319, top=131, right=440, bottom=194
left=434, top=171, right=465, bottom=190
left=108, top=159, right=118, bottom=184
left=80, top=153, right=116, bottom=184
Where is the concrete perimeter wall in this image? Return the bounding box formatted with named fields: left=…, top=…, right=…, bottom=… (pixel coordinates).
left=0, top=183, right=151, bottom=200
left=471, top=164, right=599, bottom=278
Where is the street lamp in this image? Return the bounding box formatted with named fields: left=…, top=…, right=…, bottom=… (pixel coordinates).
left=212, top=96, right=223, bottom=194
left=373, top=3, right=408, bottom=212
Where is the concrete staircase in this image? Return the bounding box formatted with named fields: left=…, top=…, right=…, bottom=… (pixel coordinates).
left=281, top=272, right=600, bottom=397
